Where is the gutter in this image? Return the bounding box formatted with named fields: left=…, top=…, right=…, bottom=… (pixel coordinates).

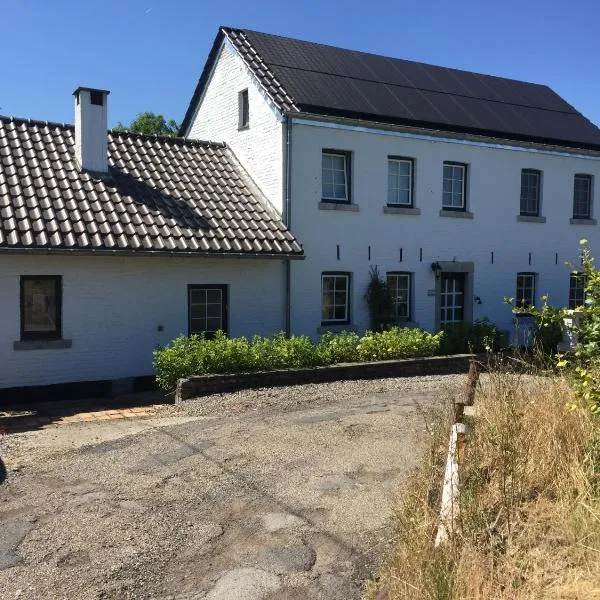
left=0, top=247, right=304, bottom=260
left=283, top=114, right=293, bottom=335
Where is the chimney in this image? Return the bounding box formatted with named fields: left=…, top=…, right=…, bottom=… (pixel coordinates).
left=73, top=87, right=110, bottom=174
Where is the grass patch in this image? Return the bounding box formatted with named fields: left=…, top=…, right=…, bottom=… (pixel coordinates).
left=366, top=371, right=600, bottom=599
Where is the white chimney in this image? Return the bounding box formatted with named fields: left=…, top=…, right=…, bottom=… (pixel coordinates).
left=73, top=87, right=110, bottom=174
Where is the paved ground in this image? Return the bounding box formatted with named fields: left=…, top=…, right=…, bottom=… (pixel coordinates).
left=0, top=375, right=462, bottom=599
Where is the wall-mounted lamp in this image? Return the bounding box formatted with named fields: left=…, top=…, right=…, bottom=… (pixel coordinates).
left=430, top=261, right=442, bottom=279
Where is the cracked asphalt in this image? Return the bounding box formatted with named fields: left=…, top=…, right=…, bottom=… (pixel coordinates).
left=0, top=375, right=462, bottom=599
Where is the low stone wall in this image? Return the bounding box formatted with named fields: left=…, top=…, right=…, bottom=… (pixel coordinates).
left=175, top=354, right=476, bottom=403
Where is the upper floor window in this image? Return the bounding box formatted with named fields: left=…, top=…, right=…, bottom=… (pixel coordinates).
left=520, top=169, right=541, bottom=216
left=322, top=151, right=351, bottom=203
left=321, top=272, right=350, bottom=324
left=573, top=174, right=593, bottom=219
left=516, top=272, right=536, bottom=309
left=238, top=89, right=249, bottom=129
left=569, top=272, right=587, bottom=309
left=386, top=272, right=412, bottom=321
left=20, top=275, right=62, bottom=340
left=387, top=157, right=414, bottom=206
left=442, top=162, right=466, bottom=210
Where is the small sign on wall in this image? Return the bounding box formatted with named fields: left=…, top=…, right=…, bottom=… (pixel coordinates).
left=427, top=289, right=436, bottom=296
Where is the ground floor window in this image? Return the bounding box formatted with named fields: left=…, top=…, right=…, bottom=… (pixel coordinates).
left=20, top=275, right=62, bottom=340
left=188, top=285, right=228, bottom=337
left=321, top=272, right=350, bottom=324
left=516, top=272, right=536, bottom=309
left=569, top=272, right=587, bottom=309
left=386, top=272, right=411, bottom=321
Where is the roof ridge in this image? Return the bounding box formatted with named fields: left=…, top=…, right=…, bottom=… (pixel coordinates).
left=0, top=115, right=226, bottom=149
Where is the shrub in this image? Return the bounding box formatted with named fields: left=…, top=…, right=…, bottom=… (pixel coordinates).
left=153, top=327, right=442, bottom=390
left=439, top=318, right=499, bottom=354
left=357, top=327, right=442, bottom=362
left=315, top=330, right=360, bottom=363
left=365, top=265, right=396, bottom=331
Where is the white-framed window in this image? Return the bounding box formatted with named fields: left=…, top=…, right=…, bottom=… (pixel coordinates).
left=573, top=174, right=593, bottom=219
left=442, top=162, right=466, bottom=209
left=569, top=272, right=587, bottom=309
left=520, top=169, right=541, bottom=216
left=321, top=272, right=350, bottom=324
left=322, top=151, right=350, bottom=202
left=516, top=272, right=536, bottom=308
left=386, top=272, right=411, bottom=320
left=238, top=89, right=249, bottom=129
left=387, top=157, right=414, bottom=206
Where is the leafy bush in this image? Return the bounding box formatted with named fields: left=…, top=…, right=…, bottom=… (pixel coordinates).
left=356, top=327, right=442, bottom=362
left=153, top=327, right=442, bottom=390
left=315, top=330, right=360, bottom=363
left=365, top=265, right=396, bottom=331
left=439, top=319, right=499, bottom=354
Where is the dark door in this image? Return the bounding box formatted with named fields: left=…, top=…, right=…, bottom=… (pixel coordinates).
left=440, top=273, right=465, bottom=326
left=188, top=285, right=228, bottom=337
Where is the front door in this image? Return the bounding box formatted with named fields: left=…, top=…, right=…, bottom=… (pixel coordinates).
left=440, top=273, right=465, bottom=326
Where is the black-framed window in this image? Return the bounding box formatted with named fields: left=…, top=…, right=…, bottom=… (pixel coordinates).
left=516, top=272, right=536, bottom=309
left=520, top=169, right=541, bottom=216
left=569, top=272, right=587, bottom=309
left=322, top=150, right=351, bottom=203
left=238, top=89, right=249, bottom=129
left=20, top=275, right=62, bottom=341
left=188, top=284, right=228, bottom=338
left=321, top=272, right=350, bottom=324
left=386, top=272, right=412, bottom=321
left=442, top=162, right=467, bottom=210
left=387, top=157, right=414, bottom=206
left=573, top=174, right=593, bottom=219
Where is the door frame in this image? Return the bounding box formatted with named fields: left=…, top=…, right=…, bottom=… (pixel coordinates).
left=434, top=261, right=474, bottom=331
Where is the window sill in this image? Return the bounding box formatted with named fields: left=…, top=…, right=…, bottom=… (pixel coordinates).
left=384, top=206, right=421, bottom=215
left=317, top=324, right=356, bottom=334
left=13, top=339, right=73, bottom=351
left=517, top=215, right=546, bottom=223
left=319, top=202, right=359, bottom=212
left=570, top=218, right=597, bottom=225
left=439, top=209, right=473, bottom=219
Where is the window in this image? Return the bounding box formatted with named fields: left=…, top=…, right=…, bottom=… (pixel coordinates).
left=238, top=89, right=249, bottom=129
left=442, top=162, right=466, bottom=210
left=440, top=273, right=466, bottom=325
left=520, top=169, right=541, bottom=216
left=322, top=151, right=350, bottom=203
left=387, top=272, right=411, bottom=320
left=573, top=174, right=593, bottom=219
left=569, top=272, right=587, bottom=309
left=321, top=273, right=350, bottom=324
left=387, top=158, right=414, bottom=206
left=20, top=276, right=62, bottom=340
left=516, top=272, right=536, bottom=309
left=188, top=285, right=228, bottom=338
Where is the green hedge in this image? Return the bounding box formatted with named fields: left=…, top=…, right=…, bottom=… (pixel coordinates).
left=153, top=328, right=443, bottom=390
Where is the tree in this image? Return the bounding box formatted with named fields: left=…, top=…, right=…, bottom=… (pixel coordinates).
left=113, top=112, right=180, bottom=136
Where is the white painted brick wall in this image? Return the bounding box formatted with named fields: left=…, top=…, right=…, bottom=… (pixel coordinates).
left=0, top=254, right=285, bottom=388
left=187, top=40, right=284, bottom=213
left=289, top=120, right=600, bottom=338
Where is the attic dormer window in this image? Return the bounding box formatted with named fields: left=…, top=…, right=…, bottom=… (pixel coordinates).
left=238, top=89, right=249, bottom=129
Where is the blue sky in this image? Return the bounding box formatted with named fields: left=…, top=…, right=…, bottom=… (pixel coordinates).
left=2, top=0, right=600, bottom=129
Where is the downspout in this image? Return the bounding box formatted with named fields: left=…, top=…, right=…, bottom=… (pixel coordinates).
left=284, top=114, right=293, bottom=335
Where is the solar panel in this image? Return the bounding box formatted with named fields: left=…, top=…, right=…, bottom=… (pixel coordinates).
left=240, top=29, right=600, bottom=149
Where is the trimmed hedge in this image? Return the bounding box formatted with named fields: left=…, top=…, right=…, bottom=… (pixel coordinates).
left=153, top=328, right=443, bottom=391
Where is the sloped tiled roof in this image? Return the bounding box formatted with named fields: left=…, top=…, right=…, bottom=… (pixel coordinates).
left=0, top=116, right=303, bottom=256
left=181, top=26, right=600, bottom=151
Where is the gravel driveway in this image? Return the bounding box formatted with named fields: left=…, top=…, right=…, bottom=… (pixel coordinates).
left=0, top=375, right=462, bottom=599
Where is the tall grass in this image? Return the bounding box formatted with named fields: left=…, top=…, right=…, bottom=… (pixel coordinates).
left=367, top=371, right=600, bottom=600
